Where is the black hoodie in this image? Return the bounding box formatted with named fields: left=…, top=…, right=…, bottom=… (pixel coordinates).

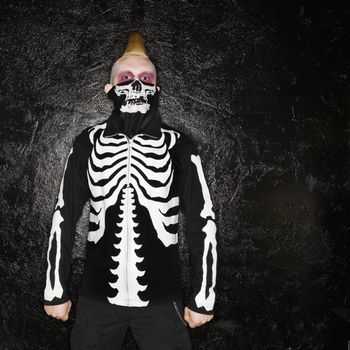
left=43, top=89, right=218, bottom=315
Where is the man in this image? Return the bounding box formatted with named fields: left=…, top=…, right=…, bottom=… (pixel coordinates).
left=43, top=32, right=217, bottom=350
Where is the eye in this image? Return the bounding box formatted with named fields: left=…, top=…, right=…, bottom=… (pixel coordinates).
left=139, top=73, right=155, bottom=84
left=116, top=71, right=134, bottom=83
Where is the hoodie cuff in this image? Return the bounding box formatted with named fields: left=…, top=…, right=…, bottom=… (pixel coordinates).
left=43, top=291, right=70, bottom=306
left=186, top=295, right=215, bottom=315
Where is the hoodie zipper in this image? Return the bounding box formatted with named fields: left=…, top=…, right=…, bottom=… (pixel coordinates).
left=125, top=135, right=133, bottom=306
left=126, top=136, right=133, bottom=187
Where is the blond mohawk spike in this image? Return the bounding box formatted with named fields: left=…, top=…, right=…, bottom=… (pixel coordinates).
left=122, top=32, right=148, bottom=57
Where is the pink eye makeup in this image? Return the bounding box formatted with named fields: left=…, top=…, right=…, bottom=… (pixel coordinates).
left=115, top=71, right=134, bottom=83
left=115, top=71, right=155, bottom=84
left=139, top=72, right=155, bottom=84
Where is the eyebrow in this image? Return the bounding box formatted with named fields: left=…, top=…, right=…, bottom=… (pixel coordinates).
left=118, top=70, right=155, bottom=76
left=119, top=70, right=134, bottom=75
left=139, top=71, right=155, bottom=76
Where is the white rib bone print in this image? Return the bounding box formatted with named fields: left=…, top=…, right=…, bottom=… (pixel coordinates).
left=87, top=123, right=180, bottom=247
left=191, top=154, right=217, bottom=311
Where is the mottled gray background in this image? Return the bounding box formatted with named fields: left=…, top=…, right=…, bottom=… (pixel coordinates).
left=0, top=0, right=349, bottom=349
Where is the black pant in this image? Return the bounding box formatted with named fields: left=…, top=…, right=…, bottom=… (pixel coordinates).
left=70, top=295, right=193, bottom=350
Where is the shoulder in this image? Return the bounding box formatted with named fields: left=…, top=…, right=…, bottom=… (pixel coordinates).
left=71, top=124, right=97, bottom=159
left=73, top=126, right=91, bottom=147
left=161, top=122, right=198, bottom=155
left=74, top=119, right=107, bottom=147
left=161, top=122, right=194, bottom=143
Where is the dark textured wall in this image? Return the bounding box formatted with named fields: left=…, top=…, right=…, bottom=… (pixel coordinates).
left=0, top=1, right=349, bottom=349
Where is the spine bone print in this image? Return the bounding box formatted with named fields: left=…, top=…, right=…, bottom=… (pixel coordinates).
left=108, top=186, right=148, bottom=306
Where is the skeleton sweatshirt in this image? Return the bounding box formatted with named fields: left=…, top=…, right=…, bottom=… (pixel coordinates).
left=43, top=108, right=217, bottom=315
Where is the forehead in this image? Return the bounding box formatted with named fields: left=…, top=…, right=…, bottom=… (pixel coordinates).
left=116, top=55, right=156, bottom=75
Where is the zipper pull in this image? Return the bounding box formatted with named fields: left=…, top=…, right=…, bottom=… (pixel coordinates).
left=126, top=135, right=135, bottom=144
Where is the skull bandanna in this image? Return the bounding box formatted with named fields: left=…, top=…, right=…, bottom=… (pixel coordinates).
left=115, top=78, right=156, bottom=113
left=107, top=78, right=160, bottom=139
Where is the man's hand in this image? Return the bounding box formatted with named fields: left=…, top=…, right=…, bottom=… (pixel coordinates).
left=184, top=306, right=214, bottom=328
left=44, top=300, right=72, bottom=321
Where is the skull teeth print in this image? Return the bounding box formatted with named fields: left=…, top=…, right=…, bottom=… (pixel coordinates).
left=128, top=98, right=146, bottom=105
left=114, top=79, right=156, bottom=114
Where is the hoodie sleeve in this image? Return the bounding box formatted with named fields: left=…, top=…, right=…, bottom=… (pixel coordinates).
left=172, top=131, right=218, bottom=315
left=43, top=129, right=91, bottom=306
